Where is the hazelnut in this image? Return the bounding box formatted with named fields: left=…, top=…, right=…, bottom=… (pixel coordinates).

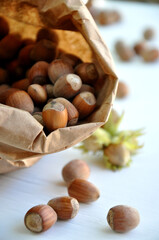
left=97, top=10, right=121, bottom=26
left=12, top=78, right=31, bottom=91
left=115, top=41, right=135, bottom=61
left=30, top=39, right=58, bottom=63
left=68, top=178, right=100, bottom=203
left=24, top=204, right=57, bottom=233
left=72, top=91, right=96, bottom=119
left=53, top=73, right=82, bottom=99
left=0, top=16, right=9, bottom=39
left=79, top=84, right=95, bottom=94
left=0, top=88, right=18, bottom=104
left=104, top=143, right=130, bottom=167
left=18, top=44, right=34, bottom=67
left=141, top=48, right=159, bottom=62
left=62, top=159, right=90, bottom=183
left=75, top=63, right=99, bottom=85
left=48, top=196, right=79, bottom=220
left=143, top=28, right=155, bottom=40
left=6, top=90, right=34, bottom=113
left=0, top=33, right=22, bottom=60
left=133, top=41, right=147, bottom=55
left=36, top=27, right=59, bottom=44
left=107, top=205, right=140, bottom=233
left=48, top=59, right=73, bottom=84
left=59, top=52, right=82, bottom=67
left=55, top=98, right=79, bottom=126
left=116, top=81, right=129, bottom=99
left=28, top=84, right=47, bottom=104
left=28, top=61, right=49, bottom=85
left=42, top=100, right=68, bottom=131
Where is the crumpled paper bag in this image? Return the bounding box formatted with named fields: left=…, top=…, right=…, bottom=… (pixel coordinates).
left=0, top=0, right=118, bottom=173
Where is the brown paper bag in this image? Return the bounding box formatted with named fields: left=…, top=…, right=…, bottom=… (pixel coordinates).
left=0, top=0, right=118, bottom=173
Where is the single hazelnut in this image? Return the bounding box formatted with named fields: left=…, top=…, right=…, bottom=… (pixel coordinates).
left=68, top=178, right=100, bottom=203
left=53, top=73, right=82, bottom=99
left=0, top=33, right=22, bottom=60
left=30, top=39, right=58, bottom=63
left=72, top=91, right=96, bottom=119
left=0, top=16, right=9, bottom=39
left=133, top=41, right=147, bottom=55
left=24, top=204, right=57, bottom=233
left=36, top=27, right=59, bottom=44
left=104, top=143, right=130, bottom=167
left=62, top=159, right=90, bottom=183
left=18, top=44, right=34, bottom=67
left=141, top=48, right=159, bottom=62
left=28, top=84, right=47, bottom=104
left=42, top=100, right=68, bottom=131
left=75, top=63, right=99, bottom=85
left=0, top=88, right=18, bottom=104
left=48, top=59, right=73, bottom=84
left=33, top=112, right=44, bottom=126
left=143, top=28, right=155, bottom=40
left=97, top=10, right=121, bottom=26
left=79, top=84, right=95, bottom=94
left=56, top=97, right=79, bottom=126
left=6, top=90, right=34, bottom=113
left=0, top=68, right=8, bottom=84
left=107, top=205, right=140, bottom=233
left=115, top=41, right=135, bottom=61
left=59, top=52, right=82, bottom=67
left=48, top=196, right=79, bottom=220
left=12, top=78, right=31, bottom=91
left=116, top=81, right=129, bottom=99
left=28, top=61, right=49, bottom=85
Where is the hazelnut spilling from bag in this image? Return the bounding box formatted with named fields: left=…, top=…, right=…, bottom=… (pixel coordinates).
left=0, top=0, right=118, bottom=173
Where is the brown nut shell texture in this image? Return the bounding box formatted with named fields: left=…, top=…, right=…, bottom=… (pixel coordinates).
left=68, top=178, right=100, bottom=203
left=24, top=204, right=57, bottom=233
left=107, top=205, right=140, bottom=233
left=48, top=196, right=79, bottom=220
left=62, top=159, right=90, bottom=183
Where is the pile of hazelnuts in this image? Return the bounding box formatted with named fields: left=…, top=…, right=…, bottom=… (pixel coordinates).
left=0, top=16, right=100, bottom=133
left=24, top=159, right=140, bottom=234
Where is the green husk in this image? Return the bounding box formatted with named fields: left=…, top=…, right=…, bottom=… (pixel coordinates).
left=76, top=109, right=144, bottom=170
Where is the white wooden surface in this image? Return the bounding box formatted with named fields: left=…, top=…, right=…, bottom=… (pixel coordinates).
left=0, top=1, right=159, bottom=239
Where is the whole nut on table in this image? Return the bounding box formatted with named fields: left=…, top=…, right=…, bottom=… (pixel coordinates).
left=48, top=196, right=80, bottom=220
left=107, top=205, right=140, bottom=233
left=24, top=204, right=57, bottom=233
left=68, top=178, right=100, bottom=203
left=62, top=159, right=90, bottom=183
